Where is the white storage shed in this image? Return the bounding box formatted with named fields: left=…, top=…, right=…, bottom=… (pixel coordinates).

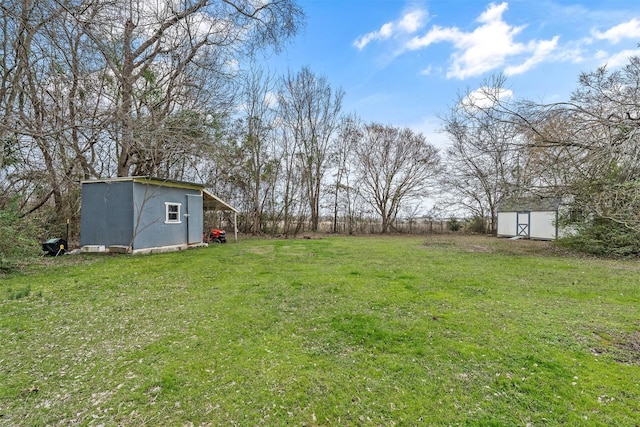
left=497, top=198, right=565, bottom=240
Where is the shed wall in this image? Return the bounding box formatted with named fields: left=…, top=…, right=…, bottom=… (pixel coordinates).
left=131, top=183, right=202, bottom=250
left=530, top=211, right=558, bottom=240
left=80, top=181, right=134, bottom=247
left=496, top=212, right=517, bottom=237
left=81, top=178, right=206, bottom=251
left=497, top=210, right=558, bottom=240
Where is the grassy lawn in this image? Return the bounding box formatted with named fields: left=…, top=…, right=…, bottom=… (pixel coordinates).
left=1, top=235, right=639, bottom=426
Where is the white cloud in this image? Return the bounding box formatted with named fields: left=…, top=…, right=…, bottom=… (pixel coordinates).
left=462, top=86, right=514, bottom=110
left=504, top=36, right=559, bottom=76
left=550, top=41, right=588, bottom=64
left=420, top=65, right=433, bottom=76
left=407, top=115, right=450, bottom=149
left=403, top=2, right=558, bottom=79
left=260, top=90, right=279, bottom=108
left=354, top=8, right=428, bottom=50
left=398, top=9, right=426, bottom=33
left=599, top=48, right=640, bottom=68
left=405, top=25, right=463, bottom=50
left=594, top=49, right=610, bottom=61
left=593, top=18, right=640, bottom=44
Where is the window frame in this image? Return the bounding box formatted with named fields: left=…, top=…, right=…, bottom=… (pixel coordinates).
left=165, top=202, right=182, bottom=224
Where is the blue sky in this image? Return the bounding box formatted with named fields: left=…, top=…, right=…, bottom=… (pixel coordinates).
left=268, top=0, right=640, bottom=147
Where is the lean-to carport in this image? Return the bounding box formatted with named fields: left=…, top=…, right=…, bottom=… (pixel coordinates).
left=202, top=190, right=238, bottom=242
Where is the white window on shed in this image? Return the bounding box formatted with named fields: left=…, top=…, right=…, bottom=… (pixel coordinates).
left=165, top=202, right=182, bottom=224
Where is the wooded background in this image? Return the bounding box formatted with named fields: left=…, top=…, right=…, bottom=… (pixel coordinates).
left=1, top=1, right=639, bottom=261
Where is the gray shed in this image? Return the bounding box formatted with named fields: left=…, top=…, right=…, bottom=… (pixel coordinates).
left=497, top=197, right=565, bottom=240
left=80, top=177, right=237, bottom=254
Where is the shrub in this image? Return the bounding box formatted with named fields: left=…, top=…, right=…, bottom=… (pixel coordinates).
left=447, top=216, right=461, bottom=232
left=467, top=215, right=487, bottom=234
left=0, top=202, right=42, bottom=272
left=557, top=217, right=640, bottom=258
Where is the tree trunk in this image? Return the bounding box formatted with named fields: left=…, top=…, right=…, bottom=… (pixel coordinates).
left=117, top=19, right=135, bottom=177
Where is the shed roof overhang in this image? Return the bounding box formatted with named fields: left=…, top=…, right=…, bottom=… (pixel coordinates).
left=202, top=189, right=238, bottom=212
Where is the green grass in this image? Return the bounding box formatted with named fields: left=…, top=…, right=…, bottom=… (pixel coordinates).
left=1, top=235, right=639, bottom=426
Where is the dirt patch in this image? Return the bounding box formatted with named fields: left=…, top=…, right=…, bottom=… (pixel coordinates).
left=466, top=245, right=495, bottom=253
left=592, top=330, right=640, bottom=365
left=423, top=234, right=559, bottom=256
left=621, top=331, right=640, bottom=363
left=420, top=234, right=626, bottom=260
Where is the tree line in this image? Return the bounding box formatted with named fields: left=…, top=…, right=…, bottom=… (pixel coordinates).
left=1, top=0, right=639, bottom=268
left=0, top=0, right=441, bottom=246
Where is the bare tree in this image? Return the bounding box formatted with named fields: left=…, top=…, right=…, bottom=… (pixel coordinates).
left=67, top=0, right=303, bottom=177
left=329, top=114, right=361, bottom=233
left=0, top=0, right=77, bottom=219
left=354, top=123, right=440, bottom=233
left=272, top=118, right=304, bottom=237
left=238, top=65, right=278, bottom=235
left=277, top=67, right=344, bottom=232
left=481, top=59, right=640, bottom=232
left=440, top=84, right=527, bottom=233
left=450, top=60, right=640, bottom=255
left=0, top=0, right=303, bottom=240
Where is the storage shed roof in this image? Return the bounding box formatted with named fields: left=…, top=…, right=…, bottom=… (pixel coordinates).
left=81, top=176, right=237, bottom=212
left=203, top=189, right=238, bottom=213
left=498, top=197, right=563, bottom=212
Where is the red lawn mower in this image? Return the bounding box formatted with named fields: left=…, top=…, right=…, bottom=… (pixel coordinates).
left=204, top=228, right=227, bottom=244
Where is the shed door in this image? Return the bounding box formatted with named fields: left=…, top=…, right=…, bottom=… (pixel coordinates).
left=186, top=194, right=203, bottom=244
left=517, top=211, right=530, bottom=237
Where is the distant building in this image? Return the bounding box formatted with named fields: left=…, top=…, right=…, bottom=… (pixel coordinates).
left=497, top=197, right=568, bottom=240
left=80, top=177, right=236, bottom=254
